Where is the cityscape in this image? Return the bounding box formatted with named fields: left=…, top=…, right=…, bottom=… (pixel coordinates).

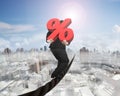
left=0, top=0, right=120, bottom=96
left=0, top=46, right=120, bottom=96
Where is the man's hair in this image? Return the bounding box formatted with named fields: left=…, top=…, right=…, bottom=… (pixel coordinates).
left=60, top=20, right=63, bottom=23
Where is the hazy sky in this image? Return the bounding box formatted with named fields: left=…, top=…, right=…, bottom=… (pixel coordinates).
left=0, top=0, right=120, bottom=51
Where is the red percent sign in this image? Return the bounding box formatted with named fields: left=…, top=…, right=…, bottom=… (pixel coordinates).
left=47, top=18, right=74, bottom=43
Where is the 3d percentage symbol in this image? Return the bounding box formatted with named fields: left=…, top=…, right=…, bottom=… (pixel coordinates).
left=47, top=18, right=74, bottom=43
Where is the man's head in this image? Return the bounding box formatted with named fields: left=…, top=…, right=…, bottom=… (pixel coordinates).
left=60, top=20, right=63, bottom=23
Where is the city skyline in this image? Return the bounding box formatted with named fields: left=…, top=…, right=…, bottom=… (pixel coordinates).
left=0, top=0, right=120, bottom=51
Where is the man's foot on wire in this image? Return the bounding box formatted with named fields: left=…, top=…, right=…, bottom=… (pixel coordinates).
left=51, top=63, right=68, bottom=78
left=51, top=70, right=58, bottom=78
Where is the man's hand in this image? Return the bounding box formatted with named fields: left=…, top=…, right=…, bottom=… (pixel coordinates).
left=62, top=40, right=69, bottom=45
left=47, top=39, right=53, bottom=43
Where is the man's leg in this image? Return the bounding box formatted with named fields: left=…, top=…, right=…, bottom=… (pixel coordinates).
left=51, top=49, right=69, bottom=78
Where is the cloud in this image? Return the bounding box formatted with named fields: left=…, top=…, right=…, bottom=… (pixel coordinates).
left=25, top=32, right=46, bottom=48
left=14, top=38, right=30, bottom=48
left=0, top=38, right=10, bottom=47
left=69, top=31, right=120, bottom=52
left=0, top=38, right=11, bottom=51
left=7, top=32, right=46, bottom=50
left=107, top=39, right=120, bottom=51
left=0, top=21, right=46, bottom=51
left=113, top=24, right=120, bottom=33
left=0, top=30, right=120, bottom=52
left=0, top=22, right=119, bottom=52
left=0, top=21, right=37, bottom=33
left=15, top=42, right=21, bottom=48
